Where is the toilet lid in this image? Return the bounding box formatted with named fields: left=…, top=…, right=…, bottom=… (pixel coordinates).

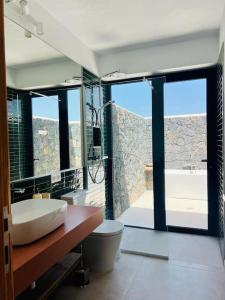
left=91, top=220, right=124, bottom=237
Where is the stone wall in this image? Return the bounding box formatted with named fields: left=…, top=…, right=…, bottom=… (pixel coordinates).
left=33, top=117, right=60, bottom=176
left=112, top=105, right=207, bottom=217
left=33, top=117, right=81, bottom=176
left=69, top=121, right=82, bottom=168
left=112, top=106, right=151, bottom=218
left=164, top=115, right=207, bottom=170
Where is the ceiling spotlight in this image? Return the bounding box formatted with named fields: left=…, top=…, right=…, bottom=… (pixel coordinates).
left=19, top=0, right=29, bottom=16
left=24, top=29, right=32, bottom=38
left=36, top=22, right=44, bottom=35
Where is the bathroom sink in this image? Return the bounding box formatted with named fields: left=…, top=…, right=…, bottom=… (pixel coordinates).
left=11, top=199, right=67, bottom=246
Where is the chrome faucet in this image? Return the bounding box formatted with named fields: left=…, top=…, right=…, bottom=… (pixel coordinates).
left=12, top=188, right=25, bottom=194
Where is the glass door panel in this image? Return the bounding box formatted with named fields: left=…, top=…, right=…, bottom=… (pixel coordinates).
left=111, top=81, right=154, bottom=229
left=164, top=79, right=208, bottom=229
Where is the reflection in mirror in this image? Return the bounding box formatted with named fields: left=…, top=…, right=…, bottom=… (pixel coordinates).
left=68, top=89, right=82, bottom=169
left=5, top=17, right=82, bottom=181
left=32, top=96, right=60, bottom=177
left=7, top=89, right=32, bottom=180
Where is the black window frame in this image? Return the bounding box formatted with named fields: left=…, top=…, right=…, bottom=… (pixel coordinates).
left=105, top=66, right=218, bottom=236
left=24, top=85, right=82, bottom=178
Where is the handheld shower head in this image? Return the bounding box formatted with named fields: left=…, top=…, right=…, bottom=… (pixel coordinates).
left=98, top=100, right=115, bottom=114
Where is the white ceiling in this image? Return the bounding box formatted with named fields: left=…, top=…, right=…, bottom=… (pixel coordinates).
left=37, top=0, right=225, bottom=53
left=5, top=18, right=63, bottom=67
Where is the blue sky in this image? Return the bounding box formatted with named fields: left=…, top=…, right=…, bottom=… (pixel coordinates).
left=32, top=96, right=59, bottom=119
left=112, top=79, right=206, bottom=117
left=32, top=89, right=81, bottom=120
left=32, top=79, right=206, bottom=119
left=67, top=89, right=80, bottom=121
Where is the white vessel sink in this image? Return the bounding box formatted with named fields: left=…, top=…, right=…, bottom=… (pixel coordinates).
left=11, top=199, right=67, bottom=246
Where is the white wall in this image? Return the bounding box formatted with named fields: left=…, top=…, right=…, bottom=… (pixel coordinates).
left=5, top=2, right=99, bottom=76
left=219, top=6, right=225, bottom=172
left=220, top=7, right=225, bottom=49
left=219, top=6, right=225, bottom=93
left=98, top=33, right=219, bottom=76
left=5, top=1, right=221, bottom=79
left=6, top=58, right=81, bottom=89
left=219, top=6, right=225, bottom=103
left=6, top=67, right=16, bottom=88
left=219, top=4, right=225, bottom=259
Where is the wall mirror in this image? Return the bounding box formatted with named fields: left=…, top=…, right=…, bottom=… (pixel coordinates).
left=5, top=17, right=83, bottom=181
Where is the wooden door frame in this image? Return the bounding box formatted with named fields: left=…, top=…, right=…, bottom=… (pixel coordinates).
left=0, top=0, right=14, bottom=299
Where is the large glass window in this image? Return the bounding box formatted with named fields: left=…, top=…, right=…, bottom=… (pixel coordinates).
left=8, top=90, right=31, bottom=181
left=32, top=96, right=60, bottom=176
left=67, top=89, right=82, bottom=168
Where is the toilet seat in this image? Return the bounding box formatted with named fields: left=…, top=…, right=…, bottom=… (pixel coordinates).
left=91, top=220, right=124, bottom=237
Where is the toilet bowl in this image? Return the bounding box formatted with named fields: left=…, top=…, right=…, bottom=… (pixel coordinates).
left=82, top=220, right=124, bottom=273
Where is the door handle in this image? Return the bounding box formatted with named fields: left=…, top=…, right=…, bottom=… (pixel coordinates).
left=201, top=159, right=207, bottom=162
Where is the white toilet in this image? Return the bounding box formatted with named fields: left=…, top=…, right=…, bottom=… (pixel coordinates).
left=82, top=220, right=124, bottom=273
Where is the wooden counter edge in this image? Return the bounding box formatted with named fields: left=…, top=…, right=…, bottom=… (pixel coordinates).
left=13, top=206, right=103, bottom=296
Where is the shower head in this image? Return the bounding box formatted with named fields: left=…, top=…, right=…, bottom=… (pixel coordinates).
left=29, top=91, right=61, bottom=101
left=101, top=70, right=128, bottom=80
left=98, top=100, right=115, bottom=113
left=65, top=76, right=82, bottom=85
left=102, top=70, right=121, bottom=78
left=143, top=77, right=153, bottom=89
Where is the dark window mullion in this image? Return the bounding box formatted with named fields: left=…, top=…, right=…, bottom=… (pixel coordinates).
left=58, top=90, right=70, bottom=170
left=23, top=93, right=34, bottom=177
left=152, top=77, right=166, bottom=231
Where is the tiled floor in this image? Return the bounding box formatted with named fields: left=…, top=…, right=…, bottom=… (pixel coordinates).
left=121, top=227, right=169, bottom=259
left=49, top=232, right=225, bottom=300
left=118, top=190, right=208, bottom=229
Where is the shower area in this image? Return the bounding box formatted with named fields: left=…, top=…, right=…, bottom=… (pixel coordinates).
left=111, top=76, right=208, bottom=231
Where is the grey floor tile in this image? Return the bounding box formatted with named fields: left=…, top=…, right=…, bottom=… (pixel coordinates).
left=168, top=233, right=224, bottom=270
left=49, top=232, right=225, bottom=300
left=125, top=256, right=225, bottom=300
left=49, top=254, right=142, bottom=300
left=121, top=227, right=169, bottom=259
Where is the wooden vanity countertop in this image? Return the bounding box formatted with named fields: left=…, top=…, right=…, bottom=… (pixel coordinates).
left=12, top=205, right=103, bottom=296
